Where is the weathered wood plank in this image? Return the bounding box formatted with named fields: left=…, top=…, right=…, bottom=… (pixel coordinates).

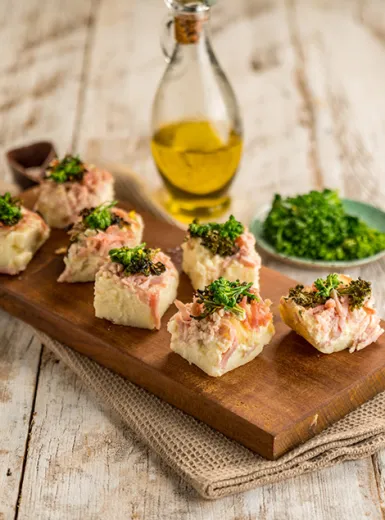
left=0, top=0, right=94, bottom=182
left=0, top=0, right=95, bottom=517
left=289, top=0, right=385, bottom=513
left=283, top=0, right=385, bottom=515
left=16, top=348, right=266, bottom=520
left=76, top=0, right=165, bottom=191
left=16, top=348, right=384, bottom=520
left=0, top=311, right=41, bottom=520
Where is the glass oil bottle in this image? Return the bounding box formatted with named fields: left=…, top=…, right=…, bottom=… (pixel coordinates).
left=151, top=0, right=243, bottom=221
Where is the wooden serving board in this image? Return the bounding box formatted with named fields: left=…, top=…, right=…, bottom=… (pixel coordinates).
left=1, top=190, right=385, bottom=460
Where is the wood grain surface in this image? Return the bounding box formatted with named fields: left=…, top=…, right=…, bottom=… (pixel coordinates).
left=1, top=190, right=385, bottom=461
left=1, top=0, right=385, bottom=518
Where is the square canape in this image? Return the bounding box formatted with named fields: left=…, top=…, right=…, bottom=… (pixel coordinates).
left=35, top=155, right=114, bottom=229
left=94, top=244, right=179, bottom=330
left=58, top=202, right=144, bottom=283
left=168, top=278, right=274, bottom=377
left=182, top=215, right=261, bottom=291
left=279, top=273, right=384, bottom=354
left=0, top=192, right=50, bottom=275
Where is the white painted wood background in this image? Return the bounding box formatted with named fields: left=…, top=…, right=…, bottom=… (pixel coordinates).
left=0, top=0, right=385, bottom=518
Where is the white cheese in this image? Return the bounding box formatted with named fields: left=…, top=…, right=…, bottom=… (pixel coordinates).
left=168, top=318, right=274, bottom=377
left=94, top=261, right=179, bottom=330
left=0, top=209, right=50, bottom=275
left=182, top=236, right=260, bottom=290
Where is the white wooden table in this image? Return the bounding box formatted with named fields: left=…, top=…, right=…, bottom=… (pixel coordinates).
left=1, top=0, right=385, bottom=518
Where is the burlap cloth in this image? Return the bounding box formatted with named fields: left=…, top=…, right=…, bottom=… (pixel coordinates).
left=37, top=330, right=385, bottom=500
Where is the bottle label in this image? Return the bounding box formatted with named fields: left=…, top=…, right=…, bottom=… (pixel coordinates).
left=174, top=14, right=208, bottom=44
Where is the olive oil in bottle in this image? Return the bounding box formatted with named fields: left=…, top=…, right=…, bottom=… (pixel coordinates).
left=151, top=120, right=242, bottom=218
left=151, top=0, right=243, bottom=221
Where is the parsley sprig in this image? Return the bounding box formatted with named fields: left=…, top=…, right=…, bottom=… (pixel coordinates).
left=46, top=155, right=86, bottom=183
left=0, top=192, right=22, bottom=226
left=82, top=201, right=118, bottom=231
left=287, top=274, right=372, bottom=311
left=109, top=243, right=166, bottom=277
left=192, top=277, right=258, bottom=321
left=313, top=273, right=340, bottom=298
left=70, top=202, right=129, bottom=242
left=263, top=189, right=385, bottom=261
left=188, top=215, right=244, bottom=256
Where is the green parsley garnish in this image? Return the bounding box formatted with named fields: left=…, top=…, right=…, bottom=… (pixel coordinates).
left=188, top=215, right=244, bottom=256
left=287, top=274, right=371, bottom=311
left=109, top=243, right=166, bottom=277
left=0, top=192, right=22, bottom=226
left=46, top=155, right=86, bottom=183
left=69, top=202, right=129, bottom=242
left=82, top=201, right=119, bottom=231
left=313, top=273, right=340, bottom=299
left=192, top=277, right=258, bottom=321
left=263, top=189, right=385, bottom=261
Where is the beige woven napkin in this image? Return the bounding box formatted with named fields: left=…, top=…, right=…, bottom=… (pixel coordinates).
left=37, top=330, right=385, bottom=500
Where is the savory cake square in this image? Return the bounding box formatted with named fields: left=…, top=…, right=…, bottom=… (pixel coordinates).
left=182, top=215, right=261, bottom=291
left=94, top=243, right=179, bottom=329
left=168, top=278, right=274, bottom=377
left=280, top=273, right=384, bottom=354
left=35, top=155, right=114, bottom=228
left=0, top=192, right=50, bottom=275
left=58, top=202, right=144, bottom=283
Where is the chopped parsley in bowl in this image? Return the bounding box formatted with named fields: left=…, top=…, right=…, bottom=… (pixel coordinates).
left=250, top=189, right=385, bottom=268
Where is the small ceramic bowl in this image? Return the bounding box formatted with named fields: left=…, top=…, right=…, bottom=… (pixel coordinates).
left=6, top=141, right=57, bottom=189
left=250, top=198, right=385, bottom=269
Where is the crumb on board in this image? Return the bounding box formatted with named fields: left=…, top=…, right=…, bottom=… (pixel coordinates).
left=310, top=414, right=319, bottom=430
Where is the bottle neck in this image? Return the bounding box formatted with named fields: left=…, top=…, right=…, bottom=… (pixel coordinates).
left=174, top=11, right=210, bottom=45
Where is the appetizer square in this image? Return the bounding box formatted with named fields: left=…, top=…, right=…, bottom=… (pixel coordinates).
left=94, top=244, right=179, bottom=330
left=58, top=202, right=144, bottom=283
left=168, top=278, right=274, bottom=377
left=182, top=216, right=261, bottom=291
left=35, top=155, right=114, bottom=228
left=0, top=193, right=50, bottom=275
left=280, top=273, right=384, bottom=354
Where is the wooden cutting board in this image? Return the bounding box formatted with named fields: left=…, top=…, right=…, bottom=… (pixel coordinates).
left=1, top=189, right=385, bottom=460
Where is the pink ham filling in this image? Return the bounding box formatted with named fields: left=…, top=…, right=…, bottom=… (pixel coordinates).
left=41, top=167, right=113, bottom=226
left=59, top=209, right=141, bottom=282
left=100, top=251, right=177, bottom=329
left=234, top=231, right=261, bottom=267
left=172, top=292, right=272, bottom=370
left=221, top=231, right=260, bottom=269
left=301, top=289, right=383, bottom=350
left=74, top=220, right=139, bottom=259
left=65, top=168, right=112, bottom=216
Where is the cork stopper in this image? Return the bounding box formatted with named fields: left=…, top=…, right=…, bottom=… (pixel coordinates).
left=174, top=13, right=208, bottom=43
